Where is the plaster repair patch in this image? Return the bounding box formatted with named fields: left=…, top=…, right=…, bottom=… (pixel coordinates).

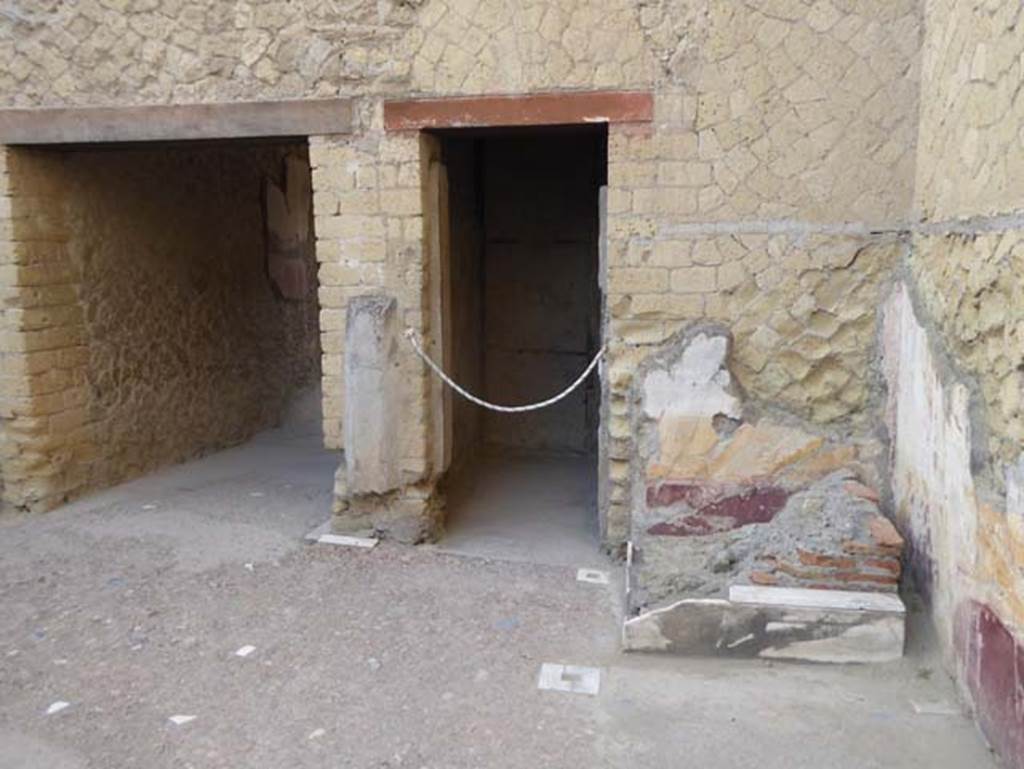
left=537, top=663, right=601, bottom=695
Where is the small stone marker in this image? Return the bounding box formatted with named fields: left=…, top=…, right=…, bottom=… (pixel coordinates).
left=46, top=701, right=69, bottom=715
left=576, top=568, right=610, bottom=585
left=168, top=715, right=196, bottom=726
left=317, top=533, right=378, bottom=549
left=537, top=663, right=601, bottom=695
left=234, top=645, right=256, bottom=658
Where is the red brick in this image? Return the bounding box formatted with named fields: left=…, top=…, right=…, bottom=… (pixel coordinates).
left=797, top=549, right=856, bottom=569
left=868, top=515, right=904, bottom=549
left=844, top=480, right=881, bottom=504
left=841, top=539, right=901, bottom=557
left=829, top=571, right=899, bottom=586
left=749, top=571, right=779, bottom=586
left=774, top=561, right=899, bottom=590
left=862, top=557, right=901, bottom=575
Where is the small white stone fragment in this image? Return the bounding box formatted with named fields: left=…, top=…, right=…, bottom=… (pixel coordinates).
left=249, top=491, right=265, bottom=498
left=308, top=728, right=326, bottom=740
left=317, top=533, right=378, bottom=549
left=911, top=700, right=961, bottom=716
left=142, top=504, right=157, bottom=510
left=537, top=663, right=601, bottom=695
left=168, top=715, right=196, bottom=726
left=576, top=568, right=610, bottom=585
left=244, top=563, right=254, bottom=572
left=46, top=701, right=70, bottom=715
left=235, top=645, right=256, bottom=658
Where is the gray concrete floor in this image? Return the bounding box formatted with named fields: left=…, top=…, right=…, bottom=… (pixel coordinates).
left=0, top=429, right=999, bottom=768
left=438, top=455, right=603, bottom=568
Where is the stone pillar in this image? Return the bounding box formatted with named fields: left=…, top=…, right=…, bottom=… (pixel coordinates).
left=333, top=291, right=440, bottom=542
left=0, top=147, right=93, bottom=512
left=315, top=130, right=442, bottom=542
left=343, top=295, right=400, bottom=494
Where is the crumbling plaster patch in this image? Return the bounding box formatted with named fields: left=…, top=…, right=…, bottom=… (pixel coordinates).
left=908, top=231, right=1024, bottom=473
left=628, top=327, right=899, bottom=610
left=641, top=331, right=740, bottom=422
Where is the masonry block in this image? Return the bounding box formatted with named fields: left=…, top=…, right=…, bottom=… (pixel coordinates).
left=343, top=294, right=401, bottom=495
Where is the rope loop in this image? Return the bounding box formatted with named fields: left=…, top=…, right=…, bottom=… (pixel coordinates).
left=404, top=328, right=604, bottom=413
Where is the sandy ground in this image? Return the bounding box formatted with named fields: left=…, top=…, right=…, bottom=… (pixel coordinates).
left=0, top=428, right=999, bottom=769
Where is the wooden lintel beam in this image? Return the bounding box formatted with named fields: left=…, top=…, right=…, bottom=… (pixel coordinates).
left=0, top=98, right=354, bottom=145
left=384, top=90, right=654, bottom=131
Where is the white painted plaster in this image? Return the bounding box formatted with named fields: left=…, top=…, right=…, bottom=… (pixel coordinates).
left=882, top=284, right=978, bottom=632
left=642, top=333, right=740, bottom=420
left=729, top=585, right=905, bottom=614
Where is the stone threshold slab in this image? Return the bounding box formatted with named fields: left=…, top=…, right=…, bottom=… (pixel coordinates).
left=623, top=586, right=906, bottom=664
left=729, top=585, right=906, bottom=613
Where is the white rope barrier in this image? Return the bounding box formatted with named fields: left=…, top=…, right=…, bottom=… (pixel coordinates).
left=404, top=328, right=604, bottom=414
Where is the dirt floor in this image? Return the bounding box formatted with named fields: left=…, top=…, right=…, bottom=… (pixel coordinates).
left=0, top=428, right=1000, bottom=768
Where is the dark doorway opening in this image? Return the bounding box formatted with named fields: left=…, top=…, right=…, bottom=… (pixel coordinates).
left=430, top=124, right=607, bottom=564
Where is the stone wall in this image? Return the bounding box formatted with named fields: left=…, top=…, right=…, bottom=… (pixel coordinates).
left=311, top=131, right=426, bottom=458
left=1, top=0, right=923, bottom=503
left=889, top=1, right=1024, bottom=766
left=4, top=0, right=1023, bottom=755
left=302, top=1, right=924, bottom=544
left=0, top=1, right=416, bottom=107
left=0, top=142, right=320, bottom=511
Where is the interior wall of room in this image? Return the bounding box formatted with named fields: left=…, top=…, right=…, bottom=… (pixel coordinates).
left=479, top=132, right=602, bottom=457
left=443, top=137, right=485, bottom=474
left=0, top=141, right=321, bottom=509
left=69, top=142, right=322, bottom=488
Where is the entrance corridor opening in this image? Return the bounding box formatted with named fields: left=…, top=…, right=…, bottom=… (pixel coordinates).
left=430, top=126, right=607, bottom=565
left=3, top=139, right=329, bottom=512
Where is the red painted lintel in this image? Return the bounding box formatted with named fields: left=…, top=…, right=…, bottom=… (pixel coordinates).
left=383, top=90, right=653, bottom=131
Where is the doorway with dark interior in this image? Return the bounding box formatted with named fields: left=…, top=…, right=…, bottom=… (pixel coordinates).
left=427, top=125, right=607, bottom=565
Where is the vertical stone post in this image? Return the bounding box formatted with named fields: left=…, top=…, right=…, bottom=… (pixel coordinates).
left=343, top=295, right=400, bottom=494
left=315, top=128, right=443, bottom=542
